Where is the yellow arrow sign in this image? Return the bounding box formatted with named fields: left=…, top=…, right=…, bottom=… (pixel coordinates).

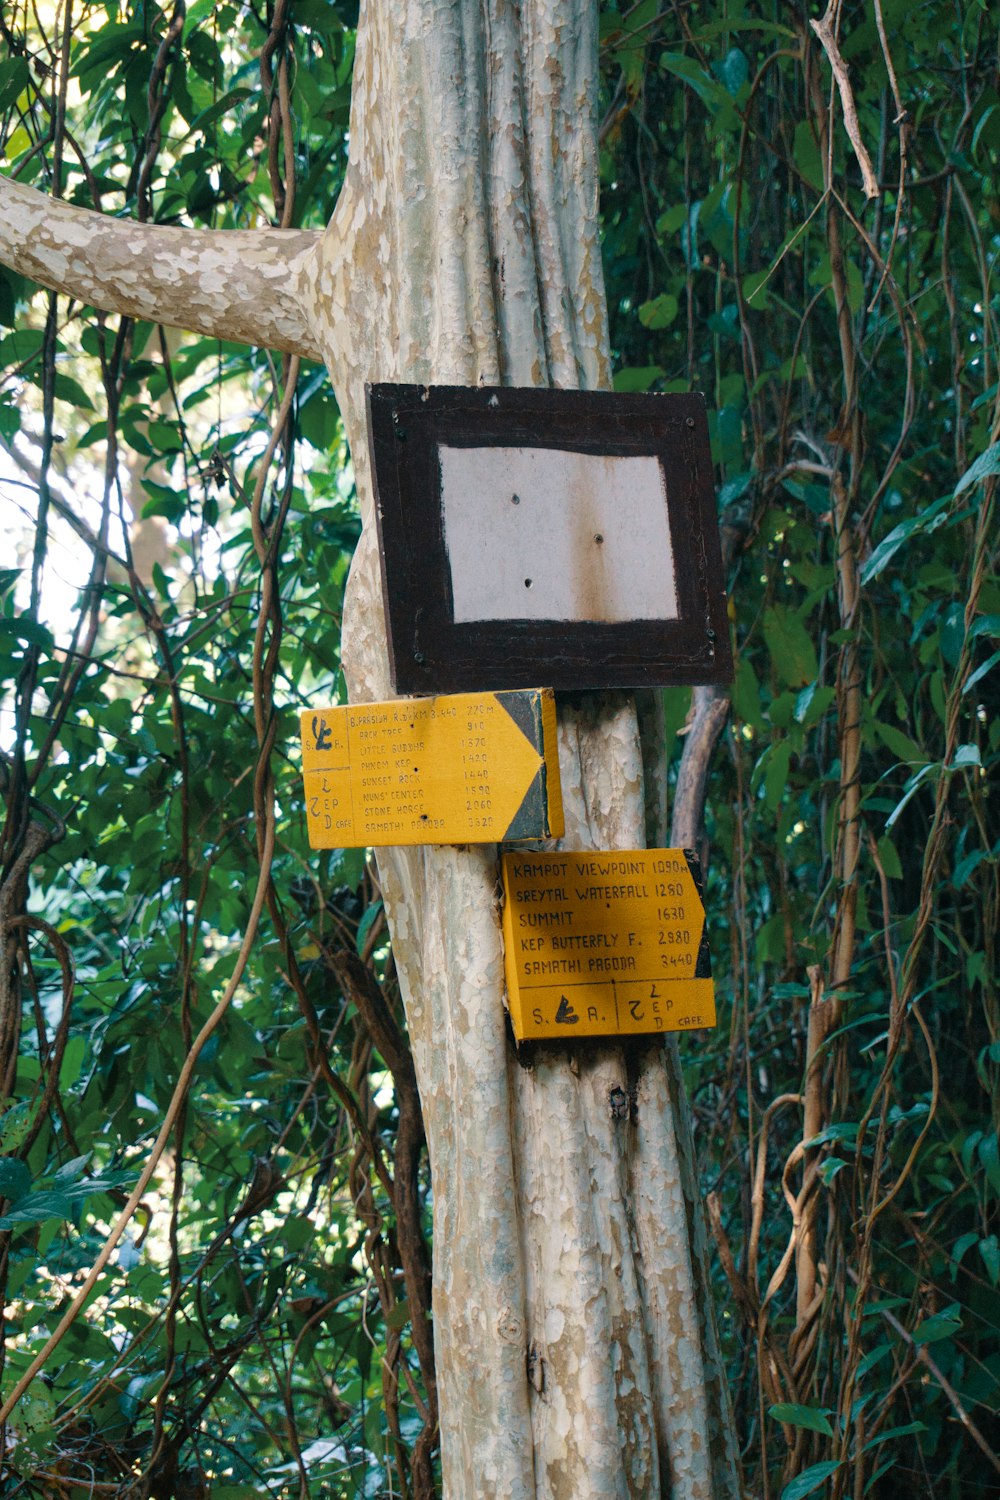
left=501, top=848, right=715, bottom=1040
left=300, top=689, right=563, bottom=848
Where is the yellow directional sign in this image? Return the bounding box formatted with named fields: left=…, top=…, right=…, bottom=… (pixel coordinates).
left=300, top=688, right=563, bottom=848
left=501, top=848, right=715, bottom=1041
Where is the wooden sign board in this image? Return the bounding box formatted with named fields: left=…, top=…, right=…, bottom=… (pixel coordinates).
left=501, top=849, right=715, bottom=1041
left=367, top=383, right=733, bottom=694
left=300, top=689, right=563, bottom=848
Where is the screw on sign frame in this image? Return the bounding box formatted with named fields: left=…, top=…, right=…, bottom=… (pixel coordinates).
left=366, top=384, right=734, bottom=695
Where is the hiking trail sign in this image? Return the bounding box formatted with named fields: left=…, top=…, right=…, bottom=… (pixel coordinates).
left=367, top=383, right=733, bottom=694
left=300, top=688, right=563, bottom=848
left=501, top=848, right=715, bottom=1041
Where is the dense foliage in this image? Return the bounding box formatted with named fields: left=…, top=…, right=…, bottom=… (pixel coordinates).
left=0, top=1, right=997, bottom=1496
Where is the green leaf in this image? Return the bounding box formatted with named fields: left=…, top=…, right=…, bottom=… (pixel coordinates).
left=764, top=740, right=792, bottom=811
left=295, top=0, right=348, bottom=27
left=972, top=380, right=999, bottom=413
left=70, top=20, right=145, bottom=83
left=955, top=441, right=1000, bottom=496
left=656, top=204, right=687, bottom=235
left=863, top=1421, right=927, bottom=1452
left=299, top=390, right=341, bottom=450
left=0, top=1169, right=134, bottom=1229
left=969, top=613, right=1000, bottom=640
left=326, top=846, right=367, bottom=891
left=0, top=57, right=30, bottom=114
left=876, top=836, right=903, bottom=880
left=793, top=119, right=825, bottom=192
left=179, top=86, right=253, bottom=141
left=182, top=0, right=223, bottom=34
left=857, top=1342, right=893, bottom=1377
left=732, top=657, right=764, bottom=728
left=885, top=762, right=937, bottom=831
left=0, top=1188, right=73, bottom=1228
left=794, top=680, right=834, bottom=726
left=599, top=6, right=624, bottom=42
left=637, top=293, right=679, bottom=330
left=962, top=1129, right=984, bottom=1177
left=941, top=600, right=965, bottom=664
left=763, top=605, right=819, bottom=687
left=979, top=1133, right=1000, bottom=1194
left=873, top=720, right=927, bottom=765
left=355, top=900, right=384, bottom=958
left=152, top=562, right=172, bottom=601
left=659, top=51, right=730, bottom=112
left=913, top=1310, right=961, bottom=1344
left=715, top=46, right=749, bottom=97
left=710, top=402, right=743, bottom=467
left=141, top=481, right=184, bottom=521
left=0, top=263, right=27, bottom=327
left=0, top=616, right=56, bottom=651
left=781, top=1462, right=841, bottom=1500
left=949, top=1230, right=979, bottom=1277
left=859, top=494, right=951, bottom=585
left=146, top=418, right=183, bottom=451
left=769, top=1404, right=835, bottom=1438
left=741, top=268, right=772, bottom=309
left=384, top=1299, right=411, bottom=1331
left=0, top=1157, right=32, bottom=1204
left=53, top=1152, right=94, bottom=1184
left=52, top=371, right=95, bottom=411
left=0, top=1102, right=31, bottom=1153
left=979, top=1234, right=1000, bottom=1286
left=861, top=1295, right=908, bottom=1316
left=819, top=1156, right=848, bottom=1184
left=964, top=650, right=1000, bottom=694
left=13, top=1381, right=54, bottom=1437
left=0, top=395, right=20, bottom=436
left=719, top=469, right=753, bottom=507
left=952, top=849, right=986, bottom=888
left=60, top=1034, right=86, bottom=1091
left=613, top=365, right=664, bottom=393
left=0, top=327, right=43, bottom=364
left=76, top=419, right=108, bottom=448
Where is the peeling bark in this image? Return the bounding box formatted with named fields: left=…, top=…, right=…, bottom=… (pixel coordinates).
left=0, top=174, right=322, bottom=359
left=0, top=1, right=741, bottom=1493
left=314, top=3, right=739, bottom=1493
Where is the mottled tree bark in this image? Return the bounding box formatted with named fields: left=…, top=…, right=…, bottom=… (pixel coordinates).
left=0, top=2, right=740, bottom=1494
left=0, top=174, right=321, bottom=359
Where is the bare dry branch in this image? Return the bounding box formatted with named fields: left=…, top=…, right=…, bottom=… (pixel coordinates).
left=810, top=8, right=880, bottom=199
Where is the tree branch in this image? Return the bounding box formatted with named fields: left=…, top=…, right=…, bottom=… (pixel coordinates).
left=669, top=685, right=732, bottom=852
left=669, top=506, right=750, bottom=852
left=0, top=174, right=323, bottom=359
left=809, top=8, right=880, bottom=200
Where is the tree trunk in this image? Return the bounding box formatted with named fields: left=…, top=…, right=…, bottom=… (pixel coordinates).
left=311, top=3, right=740, bottom=1494
left=0, top=1, right=740, bottom=1493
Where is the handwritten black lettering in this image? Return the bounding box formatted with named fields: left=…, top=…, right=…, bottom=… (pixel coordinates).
left=312, top=715, right=333, bottom=752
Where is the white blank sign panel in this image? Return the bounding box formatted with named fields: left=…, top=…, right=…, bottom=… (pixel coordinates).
left=439, top=445, right=679, bottom=624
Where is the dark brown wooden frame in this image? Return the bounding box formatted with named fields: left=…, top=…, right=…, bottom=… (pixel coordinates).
left=366, top=383, right=733, bottom=694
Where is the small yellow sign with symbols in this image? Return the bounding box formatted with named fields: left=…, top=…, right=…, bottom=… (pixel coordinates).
left=301, top=689, right=563, bottom=848
left=501, top=848, right=715, bottom=1041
